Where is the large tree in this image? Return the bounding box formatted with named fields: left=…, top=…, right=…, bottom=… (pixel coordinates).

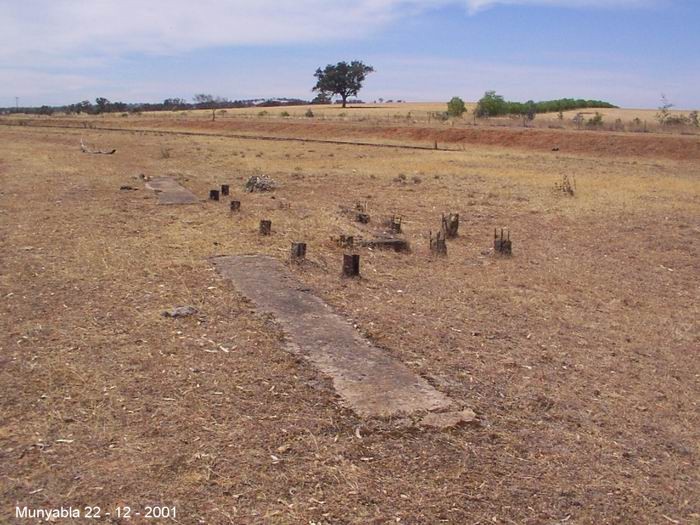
left=312, top=61, right=374, bottom=108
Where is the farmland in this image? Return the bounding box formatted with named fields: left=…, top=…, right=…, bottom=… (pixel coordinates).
left=0, top=107, right=698, bottom=524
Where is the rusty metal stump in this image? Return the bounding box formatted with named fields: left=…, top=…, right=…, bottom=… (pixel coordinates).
left=388, top=215, right=402, bottom=234
left=430, top=230, right=447, bottom=256
left=441, top=213, right=459, bottom=238
left=209, top=189, right=220, bottom=201
left=342, top=254, right=360, bottom=277
left=291, top=242, right=307, bottom=262
left=259, top=220, right=272, bottom=236
left=494, top=228, right=512, bottom=256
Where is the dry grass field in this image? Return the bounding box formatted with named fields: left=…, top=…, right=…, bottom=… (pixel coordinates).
left=0, top=114, right=698, bottom=524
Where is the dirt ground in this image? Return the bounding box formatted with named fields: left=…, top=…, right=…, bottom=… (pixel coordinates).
left=6, top=112, right=700, bottom=162
left=0, top=118, right=698, bottom=525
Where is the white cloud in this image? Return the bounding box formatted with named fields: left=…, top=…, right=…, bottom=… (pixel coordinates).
left=0, top=0, right=680, bottom=107
left=463, top=0, right=655, bottom=13
left=0, top=0, right=658, bottom=64
left=0, top=1, right=410, bottom=63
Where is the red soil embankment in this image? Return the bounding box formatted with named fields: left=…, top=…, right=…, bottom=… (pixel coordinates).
left=143, top=118, right=700, bottom=161
left=5, top=115, right=700, bottom=161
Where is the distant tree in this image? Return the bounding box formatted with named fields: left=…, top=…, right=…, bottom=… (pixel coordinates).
left=163, top=98, right=188, bottom=110
left=37, top=105, right=54, bottom=116
left=475, top=91, right=507, bottom=117
left=524, top=100, right=536, bottom=121
left=193, top=94, right=215, bottom=106
left=311, top=92, right=331, bottom=105
left=312, top=61, right=374, bottom=108
left=446, top=96, right=466, bottom=117
left=193, top=94, right=219, bottom=121
left=656, top=94, right=674, bottom=125
left=475, top=92, right=614, bottom=118
left=95, top=97, right=110, bottom=114
left=75, top=100, right=93, bottom=114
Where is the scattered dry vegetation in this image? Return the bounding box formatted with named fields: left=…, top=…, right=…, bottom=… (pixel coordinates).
left=0, top=114, right=698, bottom=524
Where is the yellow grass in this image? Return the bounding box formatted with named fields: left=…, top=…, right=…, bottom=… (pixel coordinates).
left=1, top=120, right=698, bottom=524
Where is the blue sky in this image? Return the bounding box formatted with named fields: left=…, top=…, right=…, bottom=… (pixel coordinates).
left=0, top=0, right=698, bottom=108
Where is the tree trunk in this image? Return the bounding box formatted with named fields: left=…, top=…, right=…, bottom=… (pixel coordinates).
left=341, top=95, right=347, bottom=108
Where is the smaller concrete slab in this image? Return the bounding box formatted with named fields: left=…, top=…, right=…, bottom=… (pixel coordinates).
left=145, top=176, right=198, bottom=204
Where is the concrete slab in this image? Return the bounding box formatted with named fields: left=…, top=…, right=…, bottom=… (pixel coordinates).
left=213, top=255, right=454, bottom=418
left=145, top=176, right=199, bottom=204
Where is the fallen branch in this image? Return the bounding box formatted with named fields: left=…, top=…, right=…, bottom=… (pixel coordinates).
left=80, top=138, right=116, bottom=155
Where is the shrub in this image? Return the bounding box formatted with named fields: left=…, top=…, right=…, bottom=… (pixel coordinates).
left=430, top=111, right=449, bottom=122
left=475, top=91, right=506, bottom=117
left=280, top=111, right=290, bottom=117
left=656, top=94, right=673, bottom=124
left=446, top=97, right=466, bottom=117
left=690, top=111, right=699, bottom=128
left=476, top=91, right=616, bottom=117
left=664, top=115, right=690, bottom=126
left=305, top=109, right=314, bottom=118
left=258, top=110, right=268, bottom=117
left=587, top=113, right=604, bottom=128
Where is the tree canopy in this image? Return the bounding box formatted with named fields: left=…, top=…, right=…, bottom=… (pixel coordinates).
left=474, top=91, right=616, bottom=118
left=313, top=61, right=374, bottom=108
left=446, top=96, right=466, bottom=117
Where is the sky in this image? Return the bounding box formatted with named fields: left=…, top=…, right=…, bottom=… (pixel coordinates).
left=0, top=0, right=698, bottom=109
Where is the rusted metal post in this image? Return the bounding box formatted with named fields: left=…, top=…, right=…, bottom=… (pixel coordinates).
left=356, top=212, right=370, bottom=224
left=221, top=184, right=230, bottom=196
left=291, top=242, right=307, bottom=262
left=342, top=254, right=360, bottom=277
left=259, top=220, right=272, bottom=236
left=430, top=231, right=447, bottom=256
left=389, top=215, right=402, bottom=234
left=441, top=213, right=459, bottom=238
left=209, top=189, right=220, bottom=201
left=494, top=228, right=512, bottom=256
left=230, top=200, right=241, bottom=211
